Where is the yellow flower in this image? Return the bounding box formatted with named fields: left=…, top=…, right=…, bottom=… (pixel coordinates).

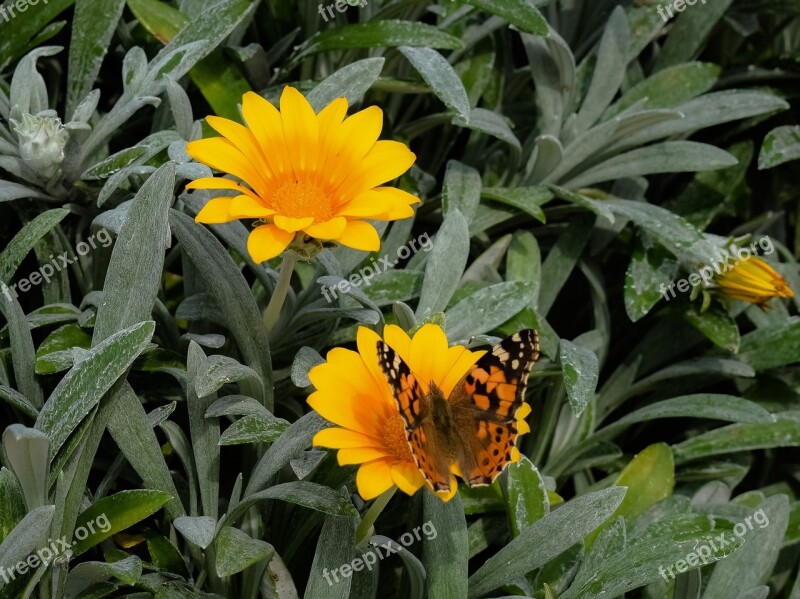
left=185, top=87, right=418, bottom=262
left=308, top=324, right=532, bottom=502
left=715, top=257, right=794, bottom=306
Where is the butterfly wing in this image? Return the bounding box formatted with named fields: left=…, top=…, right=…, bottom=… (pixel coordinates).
left=450, top=329, right=539, bottom=485
left=377, top=341, right=454, bottom=492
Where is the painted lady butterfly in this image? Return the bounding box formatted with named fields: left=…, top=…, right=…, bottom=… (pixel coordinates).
left=377, top=330, right=539, bottom=494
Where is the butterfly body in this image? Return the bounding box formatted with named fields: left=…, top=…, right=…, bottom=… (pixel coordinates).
left=378, top=330, right=539, bottom=495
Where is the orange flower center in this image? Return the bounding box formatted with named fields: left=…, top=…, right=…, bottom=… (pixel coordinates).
left=270, top=180, right=332, bottom=221
left=383, top=413, right=414, bottom=463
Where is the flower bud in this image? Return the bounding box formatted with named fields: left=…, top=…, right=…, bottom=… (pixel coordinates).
left=12, top=113, right=68, bottom=177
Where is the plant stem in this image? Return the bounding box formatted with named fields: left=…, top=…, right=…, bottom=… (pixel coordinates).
left=355, top=486, right=397, bottom=547
left=263, top=252, right=298, bottom=333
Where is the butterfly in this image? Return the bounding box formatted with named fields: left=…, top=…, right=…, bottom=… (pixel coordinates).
left=376, top=329, right=539, bottom=494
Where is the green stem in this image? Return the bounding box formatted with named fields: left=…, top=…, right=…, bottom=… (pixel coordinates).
left=355, top=486, right=397, bottom=547
left=263, top=252, right=298, bottom=333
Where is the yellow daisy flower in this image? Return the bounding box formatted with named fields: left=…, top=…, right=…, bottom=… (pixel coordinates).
left=185, top=86, right=419, bottom=262
left=308, top=324, right=532, bottom=502
left=715, top=257, right=794, bottom=306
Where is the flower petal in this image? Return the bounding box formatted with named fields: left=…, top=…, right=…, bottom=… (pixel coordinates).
left=337, top=221, right=380, bottom=252
left=241, top=91, right=293, bottom=180
left=195, top=197, right=234, bottom=224
left=313, top=427, right=383, bottom=449
left=409, top=324, right=452, bottom=393
left=338, top=447, right=392, bottom=465
left=336, top=187, right=418, bottom=220
left=186, top=137, right=269, bottom=197
left=274, top=215, right=314, bottom=232
left=205, top=115, right=276, bottom=184
left=335, top=140, right=416, bottom=200
left=383, top=324, right=412, bottom=364
left=247, top=224, right=293, bottom=263
left=322, top=106, right=384, bottom=190
left=229, top=195, right=275, bottom=219
left=303, top=217, right=347, bottom=240
left=391, top=462, right=426, bottom=496
left=356, top=459, right=395, bottom=500
left=280, top=86, right=319, bottom=177
left=186, top=177, right=262, bottom=202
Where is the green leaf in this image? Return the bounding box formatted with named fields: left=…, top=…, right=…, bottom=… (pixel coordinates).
left=624, top=245, right=677, bottom=323
left=2, top=425, right=49, bottom=511
left=296, top=21, right=462, bottom=61
left=170, top=210, right=273, bottom=409
left=219, top=414, right=289, bottom=445
left=72, top=490, right=172, bottom=555
left=305, top=513, right=357, bottom=599
left=654, top=0, right=735, bottom=70
left=684, top=304, right=740, bottom=352
left=505, top=456, right=549, bottom=537
left=399, top=47, right=470, bottom=122
left=0, top=295, right=43, bottom=408
left=467, top=487, right=626, bottom=598
left=0, top=505, right=54, bottom=595
left=65, top=556, right=143, bottom=596
left=215, top=527, right=274, bottom=578
left=66, top=0, right=126, bottom=118
left=596, top=394, right=774, bottom=440
left=559, top=339, right=599, bottom=417
left=416, top=208, right=470, bottom=318
left=35, top=323, right=92, bottom=375
left=306, top=57, right=385, bottom=112
left=35, top=320, right=155, bottom=458
left=673, top=413, right=800, bottom=464
left=445, top=282, right=533, bottom=341
left=174, top=516, right=217, bottom=549
left=462, top=0, right=547, bottom=35
left=0, top=468, right=25, bottom=545
left=228, top=481, right=357, bottom=525
left=759, top=125, right=800, bottom=170
left=481, top=186, right=551, bottom=223
left=737, top=319, right=800, bottom=371
left=424, top=492, right=469, bottom=599
left=608, top=62, right=720, bottom=117
left=703, top=496, right=790, bottom=599
left=565, top=141, right=738, bottom=188
left=577, top=7, right=629, bottom=131
left=586, top=444, right=674, bottom=548
left=0, top=208, right=68, bottom=285
left=0, top=0, right=73, bottom=68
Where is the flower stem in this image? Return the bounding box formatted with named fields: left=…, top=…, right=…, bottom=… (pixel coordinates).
left=355, top=486, right=397, bottom=547
left=263, top=252, right=298, bottom=333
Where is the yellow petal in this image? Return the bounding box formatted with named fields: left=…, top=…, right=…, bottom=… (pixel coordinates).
left=313, top=427, right=383, bottom=449
left=383, top=324, right=412, bottom=364
left=186, top=137, right=269, bottom=198
left=241, top=91, right=293, bottom=181
left=229, top=195, right=275, bottom=219
left=338, top=447, right=391, bottom=465
left=433, top=474, right=459, bottom=502
left=356, top=460, right=395, bottom=500
left=322, top=106, right=384, bottom=190
left=336, top=140, right=416, bottom=199
left=303, top=217, right=347, bottom=240
left=247, top=224, right=293, bottom=263
left=273, top=215, right=314, bottom=232
left=280, top=86, right=319, bottom=177
left=313, top=97, right=349, bottom=180
left=205, top=115, right=275, bottom=184
left=391, top=462, right=426, bottom=496
left=408, top=324, right=451, bottom=394
left=337, top=221, right=380, bottom=252
left=185, top=177, right=262, bottom=203
left=195, top=197, right=234, bottom=224
left=439, top=347, right=484, bottom=398
left=336, top=188, right=418, bottom=220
